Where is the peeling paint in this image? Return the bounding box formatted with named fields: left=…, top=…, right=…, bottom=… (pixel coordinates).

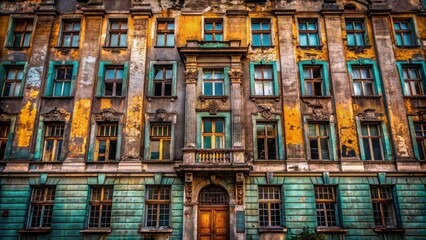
left=68, top=99, right=91, bottom=158
left=396, top=135, right=410, bottom=157
left=26, top=66, right=43, bottom=87
left=16, top=90, right=38, bottom=147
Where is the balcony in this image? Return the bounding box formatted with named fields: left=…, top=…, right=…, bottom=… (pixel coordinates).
left=196, top=149, right=231, bottom=164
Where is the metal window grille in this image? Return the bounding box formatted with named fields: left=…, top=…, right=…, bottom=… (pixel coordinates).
left=258, top=186, right=281, bottom=227
left=145, top=186, right=171, bottom=227
left=199, top=185, right=229, bottom=205
left=88, top=186, right=113, bottom=228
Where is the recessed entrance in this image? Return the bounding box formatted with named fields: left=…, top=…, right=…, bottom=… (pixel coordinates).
left=197, top=185, right=230, bottom=240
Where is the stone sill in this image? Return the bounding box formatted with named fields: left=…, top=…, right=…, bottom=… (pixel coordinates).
left=95, top=96, right=126, bottom=99
left=297, top=45, right=324, bottom=50
left=142, top=160, right=174, bottom=164
left=200, top=95, right=228, bottom=102
left=18, top=228, right=51, bottom=234
left=258, top=227, right=288, bottom=233
left=251, top=45, right=276, bottom=49
left=373, top=228, right=405, bottom=234
left=30, top=161, right=63, bottom=164
left=300, top=96, right=332, bottom=100
left=146, top=96, right=177, bottom=102
left=394, top=44, right=421, bottom=49
left=42, top=96, right=74, bottom=99
left=250, top=95, right=280, bottom=102
left=80, top=229, right=112, bottom=234
left=86, top=161, right=119, bottom=164
left=4, top=46, right=30, bottom=50
left=253, top=160, right=285, bottom=164
left=317, top=227, right=348, bottom=233
left=403, top=95, right=426, bottom=100
left=153, top=46, right=175, bottom=48
left=139, top=228, right=173, bottom=233
left=0, top=96, right=23, bottom=99
left=346, top=45, right=373, bottom=50
left=309, top=160, right=341, bottom=164
left=352, top=95, right=382, bottom=100
left=363, top=160, right=395, bottom=164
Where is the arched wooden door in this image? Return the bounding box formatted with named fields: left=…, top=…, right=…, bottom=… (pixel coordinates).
left=197, top=185, right=229, bottom=240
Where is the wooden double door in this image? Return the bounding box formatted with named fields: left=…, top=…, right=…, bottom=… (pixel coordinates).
left=198, top=206, right=229, bottom=240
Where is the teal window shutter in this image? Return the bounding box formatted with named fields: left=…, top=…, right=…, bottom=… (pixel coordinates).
left=70, top=61, right=79, bottom=96
left=223, top=67, right=230, bottom=96
left=96, top=62, right=107, bottom=97
left=45, top=62, right=55, bottom=96
left=122, top=62, right=129, bottom=97
left=409, top=19, right=419, bottom=46
left=6, top=19, right=16, bottom=47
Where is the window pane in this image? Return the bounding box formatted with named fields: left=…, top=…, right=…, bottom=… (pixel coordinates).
left=154, top=83, right=162, bottom=96
left=314, top=82, right=322, bottom=96
left=354, top=22, right=363, bottom=30
left=98, top=140, right=106, bottom=161
left=318, top=124, right=327, bottom=136
left=72, top=35, right=79, bottom=47
left=363, top=82, right=374, bottom=95
left=255, top=82, right=264, bottom=95
left=263, top=81, right=273, bottom=95
left=372, top=139, right=383, bottom=160
left=257, top=139, right=265, bottom=159
left=320, top=138, right=329, bottom=160
left=395, top=35, right=402, bottom=45
left=252, top=34, right=261, bottom=46
left=354, top=82, right=362, bottom=95
left=108, top=140, right=117, bottom=160
left=299, top=23, right=307, bottom=30
left=309, top=34, right=319, bottom=46
left=110, top=34, right=118, bottom=46
left=164, top=84, right=172, bottom=96
left=215, top=136, right=223, bottom=148
left=63, top=35, right=71, bottom=47
left=252, top=23, right=260, bottom=30
left=308, top=22, right=316, bottom=30
left=254, top=69, right=262, bottom=79
left=167, top=23, right=174, bottom=30
left=216, top=34, right=223, bottom=41
left=215, top=121, right=224, bottom=133
left=203, top=136, right=211, bottom=148
left=166, top=34, right=174, bottom=46
left=205, top=23, right=213, bottom=30
left=204, top=82, right=213, bottom=95
left=120, top=34, right=127, bottom=47
left=204, top=120, right=212, bottom=133
left=104, top=83, right=113, bottom=96
left=310, top=139, right=319, bottom=159
left=24, top=34, right=31, bottom=46
left=53, top=82, right=63, bottom=96
left=347, top=34, right=355, bottom=46
left=363, top=138, right=372, bottom=160
left=369, top=125, right=379, bottom=136
left=150, top=140, right=160, bottom=159
left=346, top=22, right=353, bottom=30
left=157, top=34, right=165, bottom=46
left=162, top=140, right=170, bottom=159
left=267, top=138, right=277, bottom=159
left=262, top=34, right=270, bottom=46
left=214, top=82, right=223, bottom=95
left=300, top=34, right=308, bottom=46
left=403, top=33, right=412, bottom=45
left=263, top=69, right=273, bottom=79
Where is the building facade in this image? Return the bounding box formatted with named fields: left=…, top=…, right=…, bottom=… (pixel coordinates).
left=0, top=0, right=426, bottom=239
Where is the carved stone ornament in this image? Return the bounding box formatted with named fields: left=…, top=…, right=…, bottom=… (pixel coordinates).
left=185, top=173, right=193, bottom=204
left=42, top=107, right=68, bottom=121
left=97, top=108, right=122, bottom=122
left=184, top=69, right=198, bottom=84
left=207, top=100, right=219, bottom=115
left=236, top=173, right=244, bottom=205
left=155, top=109, right=167, bottom=121
left=228, top=69, right=244, bottom=83
left=255, top=99, right=275, bottom=119
left=358, top=109, right=383, bottom=121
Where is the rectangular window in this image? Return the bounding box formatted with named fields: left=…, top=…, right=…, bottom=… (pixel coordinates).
left=370, top=186, right=397, bottom=228
left=60, top=20, right=80, bottom=47
left=88, top=186, right=113, bottom=229
left=52, top=66, right=73, bottom=96
left=0, top=123, right=9, bottom=160
left=153, top=65, right=173, bottom=96
left=361, top=124, right=384, bottom=160
left=402, top=66, right=423, bottom=96
left=156, top=20, right=174, bottom=47
left=150, top=123, right=171, bottom=160
left=346, top=20, right=366, bottom=47
left=104, top=66, right=124, bottom=97
left=315, top=186, right=337, bottom=227
left=107, top=19, right=127, bottom=47
left=202, top=118, right=224, bottom=149
left=203, top=69, right=224, bottom=96
left=303, top=66, right=323, bottom=96
left=308, top=123, right=330, bottom=160
left=299, top=19, right=319, bottom=47
left=258, top=186, right=281, bottom=227
left=256, top=123, right=277, bottom=160
left=204, top=19, right=223, bottom=41
left=352, top=66, right=374, bottom=96
left=145, top=186, right=171, bottom=228
left=414, top=123, right=426, bottom=160
left=43, top=124, right=64, bottom=161
left=394, top=20, right=415, bottom=46
left=27, top=187, right=56, bottom=229
left=254, top=66, right=274, bottom=96
left=11, top=19, right=33, bottom=47
left=95, top=124, right=118, bottom=161
left=1, top=67, right=24, bottom=97
left=251, top=19, right=271, bottom=47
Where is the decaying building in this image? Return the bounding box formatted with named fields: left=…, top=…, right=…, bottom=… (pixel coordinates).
left=0, top=0, right=425, bottom=239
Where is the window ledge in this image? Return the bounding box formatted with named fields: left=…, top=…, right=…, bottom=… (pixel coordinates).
left=258, top=227, right=288, bottom=233
left=301, top=96, right=332, bottom=100
left=403, top=95, right=426, bottom=100
left=103, top=46, right=128, bottom=49
left=95, top=96, right=126, bottom=99
left=200, top=95, right=228, bottom=102
left=253, top=160, right=284, bottom=163
left=5, top=46, right=30, bottom=50
left=250, top=95, right=280, bottom=102
left=251, top=45, right=276, bottom=49
left=394, top=44, right=421, bottom=49
left=317, top=227, right=348, bottom=233
left=18, top=228, right=51, bottom=234
left=80, top=229, right=112, bottom=234
left=0, top=96, right=23, bottom=99
left=347, top=45, right=372, bottom=50
left=142, top=160, right=174, bottom=164
left=352, top=95, right=382, bottom=100
left=86, top=161, right=119, bottom=164
left=363, top=160, right=395, bottom=164
left=42, top=96, right=74, bottom=99
left=154, top=46, right=175, bottom=48
left=309, top=160, right=341, bottom=164
left=373, top=228, right=405, bottom=234
left=146, top=96, right=177, bottom=102
left=139, top=227, right=173, bottom=233
left=297, top=45, right=323, bottom=50
left=54, top=46, right=80, bottom=49
left=30, top=161, right=63, bottom=164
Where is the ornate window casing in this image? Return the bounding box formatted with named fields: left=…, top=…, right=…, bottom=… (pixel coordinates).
left=303, top=114, right=338, bottom=161
left=355, top=110, right=392, bottom=161
left=156, top=19, right=175, bottom=47
left=204, top=18, right=223, bottom=41
left=251, top=19, right=271, bottom=47
left=249, top=61, right=279, bottom=99
left=96, top=62, right=128, bottom=97
left=88, top=108, right=124, bottom=162
left=26, top=186, right=56, bottom=229
left=106, top=18, right=128, bottom=47
left=145, top=186, right=171, bottom=228
left=59, top=19, right=81, bottom=47
left=258, top=186, right=282, bottom=228
left=196, top=112, right=231, bottom=149
left=87, top=186, right=113, bottom=229
left=315, top=185, right=339, bottom=227
left=396, top=60, right=426, bottom=97
left=147, top=61, right=178, bottom=101
left=34, top=108, right=71, bottom=161
left=0, top=61, right=28, bottom=97
left=392, top=18, right=419, bottom=47
left=370, top=185, right=398, bottom=228
left=298, top=18, right=320, bottom=47
left=345, top=19, right=370, bottom=47
left=299, top=60, right=330, bottom=97
left=45, top=61, right=78, bottom=97
left=6, top=17, right=34, bottom=48
left=347, top=59, right=382, bottom=97
left=252, top=112, right=284, bottom=161
left=144, top=109, right=177, bottom=161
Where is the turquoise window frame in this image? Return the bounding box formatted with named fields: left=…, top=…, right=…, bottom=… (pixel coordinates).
left=407, top=116, right=424, bottom=160
left=87, top=121, right=123, bottom=162
left=5, top=17, right=34, bottom=48
left=249, top=60, right=279, bottom=97
left=96, top=61, right=129, bottom=97
left=0, top=117, right=17, bottom=161
left=347, top=59, right=383, bottom=96
left=345, top=19, right=370, bottom=47
left=299, top=60, right=330, bottom=96
left=196, top=112, right=231, bottom=149
left=355, top=117, right=392, bottom=161
left=198, top=67, right=230, bottom=96
left=396, top=60, right=426, bottom=96
left=45, top=61, right=78, bottom=97
left=251, top=114, right=284, bottom=160
left=303, top=116, right=338, bottom=161
left=0, top=61, right=28, bottom=97
left=147, top=61, right=178, bottom=97
left=392, top=18, right=419, bottom=47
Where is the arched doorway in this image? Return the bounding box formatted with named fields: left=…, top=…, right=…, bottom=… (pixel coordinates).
left=197, top=185, right=230, bottom=240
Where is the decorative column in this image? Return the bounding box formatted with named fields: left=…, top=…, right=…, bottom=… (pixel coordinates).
left=369, top=2, right=416, bottom=168
left=322, top=2, right=361, bottom=171
left=183, top=55, right=198, bottom=164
